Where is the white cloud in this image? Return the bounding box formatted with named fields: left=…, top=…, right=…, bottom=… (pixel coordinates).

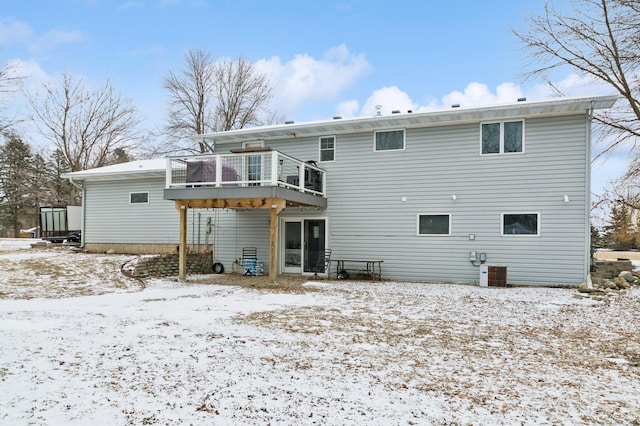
left=335, top=100, right=360, bottom=118
left=0, top=17, right=33, bottom=45
left=32, top=28, right=85, bottom=52
left=0, top=17, right=84, bottom=52
left=360, top=86, right=418, bottom=117
left=255, top=44, right=370, bottom=115
left=339, top=82, right=524, bottom=118
left=11, top=58, right=49, bottom=90
left=441, top=82, right=524, bottom=108
left=344, top=72, right=618, bottom=119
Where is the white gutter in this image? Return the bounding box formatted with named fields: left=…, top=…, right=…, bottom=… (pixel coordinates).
left=67, top=177, right=86, bottom=249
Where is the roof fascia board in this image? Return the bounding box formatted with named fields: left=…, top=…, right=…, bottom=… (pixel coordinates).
left=196, top=95, right=618, bottom=145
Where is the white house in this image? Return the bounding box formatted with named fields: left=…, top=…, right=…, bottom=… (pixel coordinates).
left=63, top=95, right=617, bottom=286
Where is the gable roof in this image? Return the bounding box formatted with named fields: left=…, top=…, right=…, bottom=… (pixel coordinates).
left=62, top=159, right=166, bottom=181
left=194, top=95, right=618, bottom=145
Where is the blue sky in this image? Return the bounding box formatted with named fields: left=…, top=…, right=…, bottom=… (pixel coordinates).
left=0, top=0, right=629, bottom=197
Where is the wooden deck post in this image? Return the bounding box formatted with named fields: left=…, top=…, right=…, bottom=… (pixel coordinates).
left=268, top=201, right=285, bottom=283
left=178, top=204, right=187, bottom=280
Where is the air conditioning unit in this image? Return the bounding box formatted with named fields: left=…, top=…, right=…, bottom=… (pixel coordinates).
left=480, top=265, right=507, bottom=287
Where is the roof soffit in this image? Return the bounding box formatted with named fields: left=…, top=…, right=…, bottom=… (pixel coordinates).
left=196, top=95, right=618, bottom=144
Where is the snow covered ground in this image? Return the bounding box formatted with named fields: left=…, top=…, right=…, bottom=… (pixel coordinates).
left=1, top=238, right=639, bottom=425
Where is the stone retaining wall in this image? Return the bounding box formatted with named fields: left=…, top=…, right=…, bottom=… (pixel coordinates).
left=134, top=253, right=213, bottom=278
left=591, top=259, right=634, bottom=284
left=85, top=243, right=212, bottom=255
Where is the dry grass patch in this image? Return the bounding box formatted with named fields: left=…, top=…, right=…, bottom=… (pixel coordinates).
left=0, top=249, right=141, bottom=299
left=187, top=273, right=326, bottom=293
left=232, top=284, right=640, bottom=423
left=594, top=250, right=640, bottom=261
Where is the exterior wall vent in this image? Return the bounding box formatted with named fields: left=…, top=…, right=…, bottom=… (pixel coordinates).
left=452, top=104, right=460, bottom=108
left=480, top=265, right=507, bottom=287
left=391, top=110, right=400, bottom=114
left=285, top=120, right=294, bottom=124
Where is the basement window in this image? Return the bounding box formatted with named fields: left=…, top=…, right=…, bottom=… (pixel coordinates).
left=130, top=192, right=149, bottom=204
left=502, top=213, right=539, bottom=236
left=418, top=214, right=451, bottom=235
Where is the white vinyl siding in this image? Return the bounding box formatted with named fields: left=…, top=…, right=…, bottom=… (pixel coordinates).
left=266, top=114, right=588, bottom=285
left=84, top=178, right=176, bottom=244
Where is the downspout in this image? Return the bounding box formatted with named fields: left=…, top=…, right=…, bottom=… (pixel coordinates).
left=585, top=100, right=595, bottom=288
left=67, top=177, right=86, bottom=249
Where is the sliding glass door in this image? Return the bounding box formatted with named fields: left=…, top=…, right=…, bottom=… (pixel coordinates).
left=281, top=218, right=326, bottom=275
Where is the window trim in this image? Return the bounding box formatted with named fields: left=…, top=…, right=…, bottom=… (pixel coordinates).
left=417, top=213, right=451, bottom=236
left=480, top=119, right=525, bottom=155
left=374, top=128, right=406, bottom=152
left=319, top=135, right=336, bottom=163
left=501, top=212, right=540, bottom=237
left=129, top=191, right=149, bottom=205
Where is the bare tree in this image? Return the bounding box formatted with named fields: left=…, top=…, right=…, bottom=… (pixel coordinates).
left=28, top=72, right=141, bottom=172
left=212, top=56, right=273, bottom=132
left=0, top=59, right=25, bottom=132
left=163, top=48, right=274, bottom=153
left=164, top=48, right=216, bottom=153
left=513, top=0, right=640, bottom=156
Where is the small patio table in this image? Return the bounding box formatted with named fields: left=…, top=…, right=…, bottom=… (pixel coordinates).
left=333, top=259, right=383, bottom=281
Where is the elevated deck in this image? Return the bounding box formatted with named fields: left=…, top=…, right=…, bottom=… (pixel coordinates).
left=163, top=150, right=327, bottom=209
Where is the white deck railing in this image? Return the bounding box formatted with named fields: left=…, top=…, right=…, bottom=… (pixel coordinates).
left=166, top=151, right=326, bottom=197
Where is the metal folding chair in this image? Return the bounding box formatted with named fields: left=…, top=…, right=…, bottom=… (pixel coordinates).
left=242, top=247, right=262, bottom=276
left=312, top=249, right=332, bottom=279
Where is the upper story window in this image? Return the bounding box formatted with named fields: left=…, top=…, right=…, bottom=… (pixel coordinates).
left=130, top=192, right=149, bottom=204
left=374, top=129, right=405, bottom=152
left=502, top=213, right=539, bottom=236
left=481, top=120, right=524, bottom=155
left=319, top=136, right=335, bottom=162
left=417, top=214, right=451, bottom=236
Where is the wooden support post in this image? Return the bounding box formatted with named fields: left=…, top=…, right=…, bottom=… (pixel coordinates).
left=268, top=201, right=285, bottom=283
left=178, top=204, right=187, bottom=280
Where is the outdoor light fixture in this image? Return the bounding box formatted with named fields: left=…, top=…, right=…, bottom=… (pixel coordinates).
left=563, top=195, right=570, bottom=203
left=451, top=194, right=457, bottom=201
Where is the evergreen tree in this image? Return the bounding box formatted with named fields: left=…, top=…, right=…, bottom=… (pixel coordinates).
left=603, top=202, right=636, bottom=250
left=0, top=132, right=35, bottom=236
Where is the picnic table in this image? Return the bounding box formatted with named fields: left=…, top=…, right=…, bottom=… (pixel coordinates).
left=333, top=258, right=383, bottom=281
